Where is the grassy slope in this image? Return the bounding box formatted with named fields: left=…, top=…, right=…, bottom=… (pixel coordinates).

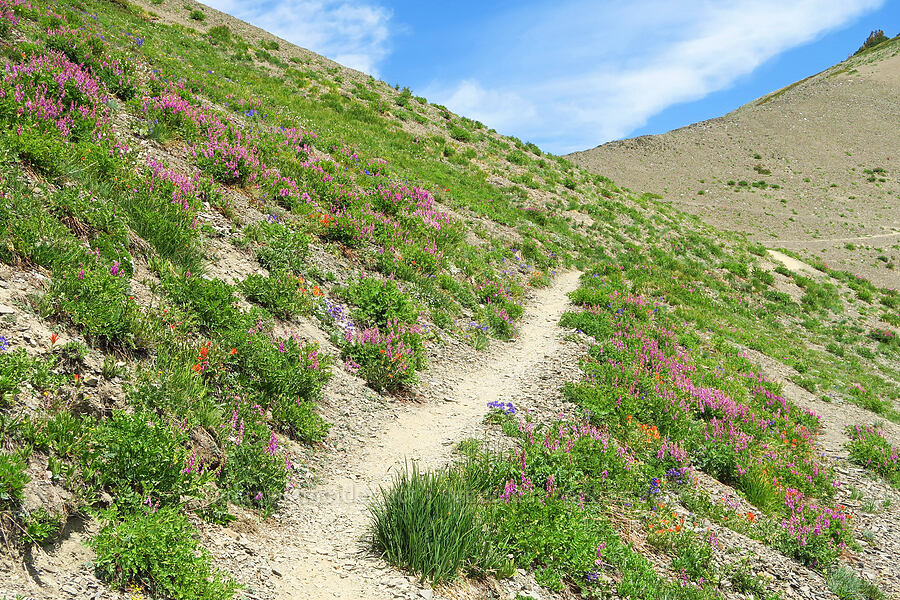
left=0, top=1, right=897, bottom=599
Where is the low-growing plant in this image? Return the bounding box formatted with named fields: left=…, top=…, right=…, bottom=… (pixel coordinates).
left=91, top=505, right=238, bottom=600
left=241, top=272, right=313, bottom=319
left=775, top=488, right=854, bottom=567
left=463, top=322, right=490, bottom=351
left=50, top=263, right=147, bottom=348
left=448, top=125, right=471, bottom=143
left=218, top=323, right=332, bottom=407
left=219, top=420, right=288, bottom=516
left=1, top=348, right=40, bottom=403
left=489, top=494, right=608, bottom=591
left=342, top=320, right=426, bottom=391
left=485, top=304, right=516, bottom=340
left=247, top=220, right=311, bottom=274
left=23, top=507, right=63, bottom=545
left=826, top=565, right=886, bottom=600
left=0, top=452, right=28, bottom=507
left=162, top=269, right=239, bottom=332
left=844, top=424, right=899, bottom=486
left=369, top=463, right=505, bottom=583
left=271, top=395, right=330, bottom=443
left=82, top=411, right=198, bottom=508
left=343, top=277, right=419, bottom=327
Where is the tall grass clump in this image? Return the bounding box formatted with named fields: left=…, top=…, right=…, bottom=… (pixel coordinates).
left=826, top=565, right=886, bottom=600
left=369, top=463, right=499, bottom=583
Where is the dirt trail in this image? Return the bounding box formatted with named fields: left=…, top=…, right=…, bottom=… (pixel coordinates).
left=766, top=250, right=822, bottom=277
left=765, top=231, right=900, bottom=245
left=254, top=270, right=582, bottom=600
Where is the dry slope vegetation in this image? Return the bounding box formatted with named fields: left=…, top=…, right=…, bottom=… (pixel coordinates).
left=569, top=35, right=900, bottom=288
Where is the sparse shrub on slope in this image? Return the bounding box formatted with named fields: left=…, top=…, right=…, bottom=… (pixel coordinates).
left=91, top=505, right=237, bottom=600
left=342, top=320, right=426, bottom=391
left=0, top=452, right=28, bottom=508
left=83, top=411, right=199, bottom=508
left=162, top=268, right=240, bottom=332
left=845, top=424, right=900, bottom=487
left=343, top=276, right=420, bottom=327
left=241, top=272, right=314, bottom=319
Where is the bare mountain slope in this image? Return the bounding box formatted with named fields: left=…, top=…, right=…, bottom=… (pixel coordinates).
left=570, top=37, right=900, bottom=287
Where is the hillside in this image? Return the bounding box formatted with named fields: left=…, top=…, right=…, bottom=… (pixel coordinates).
left=0, top=3, right=899, bottom=600
left=569, top=36, right=900, bottom=288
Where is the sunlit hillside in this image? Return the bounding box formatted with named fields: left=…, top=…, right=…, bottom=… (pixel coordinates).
left=0, top=3, right=898, bottom=600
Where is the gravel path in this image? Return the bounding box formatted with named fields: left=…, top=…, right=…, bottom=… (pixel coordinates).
left=226, top=271, right=583, bottom=600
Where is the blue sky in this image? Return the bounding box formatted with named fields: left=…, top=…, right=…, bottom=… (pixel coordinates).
left=204, top=0, right=898, bottom=154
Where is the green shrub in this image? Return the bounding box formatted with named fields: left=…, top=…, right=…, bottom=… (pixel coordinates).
left=91, top=506, right=237, bottom=600
left=23, top=507, right=63, bottom=544
left=219, top=324, right=332, bottom=406
left=752, top=267, right=774, bottom=286
left=128, top=342, right=219, bottom=428
left=219, top=422, right=288, bottom=515
left=208, top=25, right=232, bottom=45
left=29, top=409, right=93, bottom=459
left=189, top=9, right=205, bottom=21
left=721, top=261, right=749, bottom=278
left=764, top=290, right=795, bottom=306
left=271, top=396, right=330, bottom=443
left=847, top=384, right=889, bottom=414
left=506, top=150, right=527, bottom=165
left=775, top=489, right=855, bottom=567
left=83, top=412, right=197, bottom=508
left=844, top=424, right=899, bottom=486
left=1, top=348, right=39, bottom=403
left=162, top=269, right=239, bottom=332
left=826, top=342, right=845, bottom=357
left=342, top=321, right=426, bottom=391
left=51, top=263, right=147, bottom=347
left=448, top=125, right=471, bottom=143
left=249, top=220, right=311, bottom=274
left=369, top=463, right=503, bottom=583
left=669, top=534, right=714, bottom=582
left=344, top=277, right=419, bottom=327
left=241, top=272, right=313, bottom=319
left=870, top=328, right=897, bottom=345
left=119, top=172, right=211, bottom=272
left=485, top=305, right=515, bottom=340
left=827, top=565, right=886, bottom=599
left=0, top=452, right=28, bottom=508
left=489, top=494, right=606, bottom=592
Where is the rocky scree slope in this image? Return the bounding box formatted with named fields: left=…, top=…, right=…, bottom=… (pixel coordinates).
left=569, top=35, right=900, bottom=288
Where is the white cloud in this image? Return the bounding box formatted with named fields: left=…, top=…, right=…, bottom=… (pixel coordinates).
left=426, top=0, right=883, bottom=153
left=433, top=80, right=537, bottom=132
left=203, top=0, right=391, bottom=76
